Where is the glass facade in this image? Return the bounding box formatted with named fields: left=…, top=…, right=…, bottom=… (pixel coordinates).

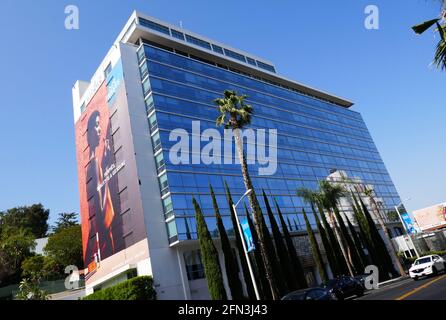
left=137, top=43, right=401, bottom=244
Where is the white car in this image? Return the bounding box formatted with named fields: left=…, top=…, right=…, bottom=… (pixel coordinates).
left=409, top=255, right=446, bottom=280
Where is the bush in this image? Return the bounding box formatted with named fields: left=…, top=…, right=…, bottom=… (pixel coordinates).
left=83, top=276, right=156, bottom=300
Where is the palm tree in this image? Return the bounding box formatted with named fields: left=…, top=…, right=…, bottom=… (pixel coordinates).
left=318, top=180, right=355, bottom=276
left=215, top=90, right=280, bottom=299
left=363, top=186, right=405, bottom=277
left=412, top=2, right=446, bottom=70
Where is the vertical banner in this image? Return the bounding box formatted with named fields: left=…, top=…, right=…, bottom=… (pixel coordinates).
left=400, top=212, right=417, bottom=234
left=241, top=219, right=255, bottom=253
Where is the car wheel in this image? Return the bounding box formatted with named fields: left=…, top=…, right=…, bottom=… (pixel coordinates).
left=413, top=276, right=419, bottom=281
left=433, top=267, right=438, bottom=276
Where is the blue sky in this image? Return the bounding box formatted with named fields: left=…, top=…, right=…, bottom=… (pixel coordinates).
left=0, top=0, right=444, bottom=225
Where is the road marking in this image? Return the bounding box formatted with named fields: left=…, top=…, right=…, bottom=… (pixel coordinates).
left=395, top=274, right=446, bottom=300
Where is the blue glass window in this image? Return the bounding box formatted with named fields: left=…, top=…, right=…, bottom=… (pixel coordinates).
left=185, top=35, right=212, bottom=50
left=171, top=29, right=185, bottom=41
left=139, top=18, right=170, bottom=35
left=224, top=49, right=246, bottom=62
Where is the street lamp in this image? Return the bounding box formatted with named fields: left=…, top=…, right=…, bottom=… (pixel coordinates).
left=232, top=189, right=261, bottom=300
left=395, top=198, right=420, bottom=258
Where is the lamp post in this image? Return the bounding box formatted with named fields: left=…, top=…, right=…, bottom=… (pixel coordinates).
left=232, top=189, right=261, bottom=300
left=395, top=198, right=420, bottom=258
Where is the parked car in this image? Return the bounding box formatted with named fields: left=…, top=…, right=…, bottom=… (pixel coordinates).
left=409, top=255, right=446, bottom=280
left=323, top=276, right=364, bottom=300
left=281, top=287, right=337, bottom=301
left=353, top=272, right=373, bottom=290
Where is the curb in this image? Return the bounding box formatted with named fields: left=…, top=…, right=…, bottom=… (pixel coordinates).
left=377, top=276, right=409, bottom=289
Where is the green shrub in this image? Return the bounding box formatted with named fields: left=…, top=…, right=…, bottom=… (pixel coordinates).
left=83, top=276, right=156, bottom=300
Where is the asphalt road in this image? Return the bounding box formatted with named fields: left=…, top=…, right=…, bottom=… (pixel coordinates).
left=358, top=273, right=446, bottom=300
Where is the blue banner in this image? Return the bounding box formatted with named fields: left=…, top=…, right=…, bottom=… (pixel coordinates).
left=401, top=212, right=417, bottom=234
left=241, top=219, right=255, bottom=253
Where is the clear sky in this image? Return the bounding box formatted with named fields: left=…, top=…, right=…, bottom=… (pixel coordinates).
left=0, top=0, right=444, bottom=225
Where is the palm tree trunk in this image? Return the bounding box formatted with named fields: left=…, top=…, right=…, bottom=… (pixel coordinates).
left=368, top=195, right=405, bottom=277
left=233, top=128, right=280, bottom=300
left=328, top=208, right=354, bottom=276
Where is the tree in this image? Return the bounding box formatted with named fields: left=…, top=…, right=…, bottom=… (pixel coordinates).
left=245, top=205, right=271, bottom=300
left=21, top=255, right=61, bottom=281
left=0, top=204, right=49, bottom=238
left=44, top=225, right=83, bottom=270
left=263, top=191, right=296, bottom=293
left=297, top=188, right=343, bottom=277
left=210, top=186, right=244, bottom=300
left=412, top=1, right=446, bottom=70
left=345, top=216, right=368, bottom=268
left=358, top=194, right=397, bottom=279
left=274, top=199, right=307, bottom=288
left=215, top=90, right=280, bottom=299
left=318, top=180, right=354, bottom=276
left=52, top=212, right=79, bottom=233
left=224, top=181, right=256, bottom=300
left=363, top=187, right=405, bottom=277
left=15, top=277, right=49, bottom=301
left=0, top=227, right=35, bottom=285
left=193, top=198, right=227, bottom=300
left=302, top=209, right=328, bottom=283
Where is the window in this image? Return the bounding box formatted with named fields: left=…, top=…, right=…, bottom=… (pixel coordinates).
left=155, top=153, right=165, bottom=173
left=246, top=57, right=257, bottom=66
left=211, top=44, right=224, bottom=54
left=142, top=77, right=152, bottom=96
left=167, top=220, right=178, bottom=243
left=152, top=132, right=162, bottom=152
left=163, top=196, right=173, bottom=214
left=184, top=250, right=205, bottom=280
left=104, top=63, right=112, bottom=78
left=148, top=114, right=158, bottom=132
left=256, top=61, right=276, bottom=73
left=139, top=18, right=170, bottom=35
left=185, top=34, right=212, bottom=50
left=224, top=49, right=246, bottom=62
left=171, top=29, right=185, bottom=41
left=159, top=173, right=169, bottom=196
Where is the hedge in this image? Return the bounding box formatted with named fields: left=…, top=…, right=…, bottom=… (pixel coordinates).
left=83, top=276, right=156, bottom=300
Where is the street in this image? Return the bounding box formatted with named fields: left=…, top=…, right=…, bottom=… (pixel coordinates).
left=358, top=274, right=446, bottom=300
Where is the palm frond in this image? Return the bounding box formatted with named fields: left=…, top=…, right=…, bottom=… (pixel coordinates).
left=412, top=18, right=440, bottom=34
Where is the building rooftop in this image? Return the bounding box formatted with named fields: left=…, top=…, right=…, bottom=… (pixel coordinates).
left=73, top=10, right=354, bottom=120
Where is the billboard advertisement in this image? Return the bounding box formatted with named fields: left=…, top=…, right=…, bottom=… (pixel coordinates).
left=74, top=59, right=148, bottom=278
left=413, top=203, right=446, bottom=232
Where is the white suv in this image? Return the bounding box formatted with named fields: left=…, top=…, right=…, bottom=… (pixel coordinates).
left=409, top=255, right=446, bottom=280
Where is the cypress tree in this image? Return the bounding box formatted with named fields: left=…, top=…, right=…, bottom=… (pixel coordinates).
left=313, top=208, right=339, bottom=278
left=302, top=209, right=328, bottom=283
left=351, top=192, right=381, bottom=269
left=245, top=205, right=271, bottom=300
left=316, top=201, right=350, bottom=276
left=210, top=186, right=244, bottom=300
left=357, top=194, right=396, bottom=279
left=262, top=191, right=296, bottom=293
left=257, top=198, right=287, bottom=296
left=224, top=182, right=256, bottom=300
left=274, top=199, right=308, bottom=289
left=193, top=197, right=227, bottom=300
left=333, top=206, right=364, bottom=275
left=346, top=215, right=368, bottom=268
